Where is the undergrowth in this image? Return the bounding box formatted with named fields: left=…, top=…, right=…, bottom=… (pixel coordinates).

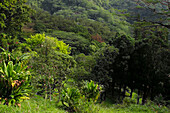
left=0, top=95, right=65, bottom=113
left=1, top=96, right=169, bottom=113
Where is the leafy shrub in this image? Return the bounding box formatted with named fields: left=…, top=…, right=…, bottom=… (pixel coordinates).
left=146, top=101, right=169, bottom=113
left=61, top=80, right=101, bottom=112
left=82, top=80, right=102, bottom=102
left=153, top=94, right=167, bottom=106
left=123, top=90, right=142, bottom=105
left=123, top=97, right=136, bottom=106
left=76, top=97, right=99, bottom=113
left=61, top=87, right=81, bottom=112
left=0, top=49, right=31, bottom=106
left=121, top=91, right=169, bottom=113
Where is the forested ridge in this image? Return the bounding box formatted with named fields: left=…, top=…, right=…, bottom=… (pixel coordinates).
left=0, top=0, right=170, bottom=112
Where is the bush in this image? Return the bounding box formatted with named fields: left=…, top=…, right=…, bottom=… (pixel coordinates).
left=0, top=49, right=31, bottom=106
left=123, top=90, right=142, bottom=105
left=146, top=101, right=169, bottom=113
left=82, top=80, right=102, bottom=102
left=61, top=80, right=101, bottom=113
left=61, top=87, right=81, bottom=112
left=26, top=34, right=75, bottom=98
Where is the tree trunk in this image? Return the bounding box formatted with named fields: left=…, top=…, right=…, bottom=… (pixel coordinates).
left=137, top=90, right=140, bottom=104
left=142, top=88, right=147, bottom=105
left=150, top=87, right=154, bottom=101
left=112, top=81, right=115, bottom=98
left=130, top=88, right=134, bottom=98
left=122, top=85, right=126, bottom=102
left=118, top=84, right=122, bottom=102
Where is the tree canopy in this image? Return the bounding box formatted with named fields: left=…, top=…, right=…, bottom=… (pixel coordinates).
left=0, top=0, right=32, bottom=36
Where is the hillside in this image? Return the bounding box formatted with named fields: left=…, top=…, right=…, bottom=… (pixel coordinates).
left=0, top=0, right=169, bottom=113
left=27, top=0, right=170, bottom=41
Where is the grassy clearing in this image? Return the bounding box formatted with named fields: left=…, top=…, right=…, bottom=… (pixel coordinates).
left=97, top=99, right=170, bottom=113
left=0, top=96, right=66, bottom=113
left=98, top=104, right=164, bottom=113
left=0, top=96, right=169, bottom=113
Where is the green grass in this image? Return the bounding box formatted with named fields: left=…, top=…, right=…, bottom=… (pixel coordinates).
left=0, top=96, right=66, bottom=113
left=97, top=100, right=170, bottom=113
left=0, top=96, right=169, bottom=113
left=98, top=104, right=154, bottom=113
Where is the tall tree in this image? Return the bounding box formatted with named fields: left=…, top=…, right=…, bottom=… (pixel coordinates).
left=0, top=0, right=32, bottom=49
left=130, top=20, right=170, bottom=104
left=0, top=0, right=32, bottom=35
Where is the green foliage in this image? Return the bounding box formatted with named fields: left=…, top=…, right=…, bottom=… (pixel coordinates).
left=0, top=96, right=66, bottom=113
left=61, top=80, right=101, bottom=112
left=0, top=49, right=31, bottom=106
left=31, top=8, right=90, bottom=37
left=61, top=87, right=81, bottom=111
left=116, top=103, right=169, bottom=113
left=133, top=0, right=169, bottom=28
left=0, top=33, right=19, bottom=52
left=0, top=0, right=32, bottom=34
left=145, top=101, right=169, bottom=113
left=123, top=91, right=142, bottom=105
left=1, top=97, right=169, bottom=113
left=49, top=31, right=90, bottom=55
left=39, top=0, right=131, bottom=35
left=46, top=36, right=71, bottom=55
left=0, top=0, right=169, bottom=112
left=92, top=45, right=119, bottom=87
left=33, top=22, right=47, bottom=33
left=26, top=33, right=71, bottom=54
left=25, top=33, right=45, bottom=49
left=123, top=97, right=136, bottom=106
left=97, top=99, right=169, bottom=113
left=82, top=80, right=102, bottom=102
left=130, top=22, right=170, bottom=104
left=0, top=0, right=32, bottom=50
left=73, top=53, right=96, bottom=81
left=25, top=34, right=75, bottom=100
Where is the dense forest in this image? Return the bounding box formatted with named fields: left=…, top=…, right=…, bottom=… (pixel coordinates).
left=0, top=0, right=170, bottom=112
